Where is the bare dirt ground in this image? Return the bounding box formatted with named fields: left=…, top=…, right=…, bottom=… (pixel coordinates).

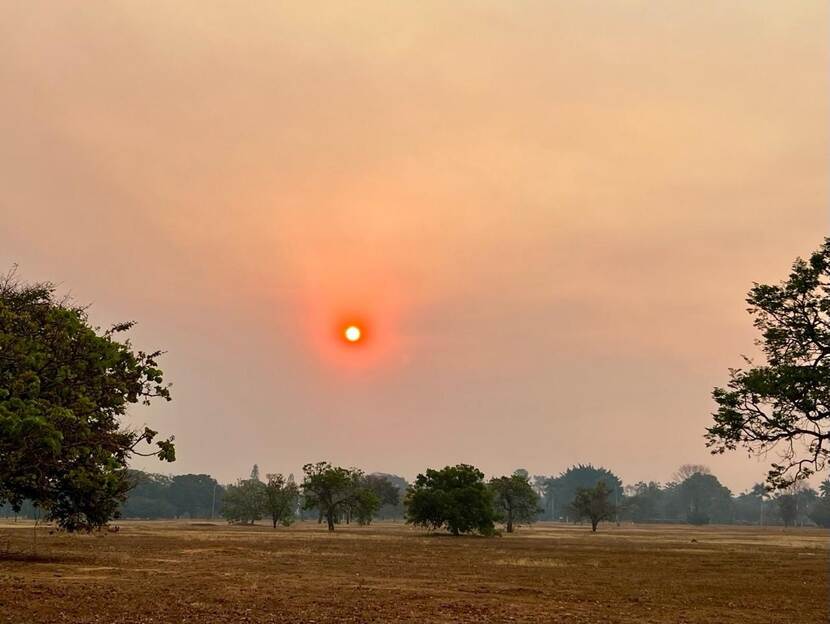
left=0, top=520, right=826, bottom=623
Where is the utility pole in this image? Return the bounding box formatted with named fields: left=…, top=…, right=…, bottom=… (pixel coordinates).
left=211, top=482, right=219, bottom=520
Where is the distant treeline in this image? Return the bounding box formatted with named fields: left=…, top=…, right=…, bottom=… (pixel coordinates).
left=520, top=464, right=824, bottom=528
left=120, top=463, right=830, bottom=528
left=119, top=466, right=407, bottom=524
left=5, top=462, right=825, bottom=530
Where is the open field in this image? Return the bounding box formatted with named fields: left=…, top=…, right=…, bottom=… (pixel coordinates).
left=0, top=521, right=826, bottom=623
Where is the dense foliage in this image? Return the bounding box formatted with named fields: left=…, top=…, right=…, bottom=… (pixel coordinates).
left=707, top=239, right=830, bottom=488
left=489, top=470, right=541, bottom=533
left=10, top=459, right=822, bottom=531
left=365, top=473, right=407, bottom=520
left=808, top=479, right=830, bottom=528
left=168, top=473, right=221, bottom=518
left=405, top=464, right=497, bottom=535
left=120, top=471, right=222, bottom=519
left=0, top=273, right=175, bottom=531
left=677, top=473, right=733, bottom=525
left=24, top=463, right=822, bottom=531
left=222, top=477, right=267, bottom=525
left=264, top=474, right=300, bottom=528
left=301, top=462, right=380, bottom=531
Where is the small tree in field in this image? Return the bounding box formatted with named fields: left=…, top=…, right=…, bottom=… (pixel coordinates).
left=570, top=482, right=615, bottom=532
left=489, top=471, right=541, bottom=533
left=405, top=464, right=496, bottom=536
left=301, top=462, right=378, bottom=531
left=0, top=272, right=175, bottom=532
left=542, top=464, right=622, bottom=521
left=264, top=473, right=299, bottom=528
left=707, top=239, right=830, bottom=488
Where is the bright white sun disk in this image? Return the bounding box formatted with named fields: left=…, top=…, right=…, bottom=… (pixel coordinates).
left=344, top=325, right=362, bottom=342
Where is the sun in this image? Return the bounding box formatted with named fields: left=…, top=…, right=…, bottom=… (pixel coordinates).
left=344, top=325, right=362, bottom=343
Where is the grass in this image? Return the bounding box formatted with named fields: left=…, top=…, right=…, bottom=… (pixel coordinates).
left=0, top=520, right=826, bottom=623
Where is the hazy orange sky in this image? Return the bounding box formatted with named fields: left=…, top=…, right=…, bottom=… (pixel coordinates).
left=1, top=2, right=827, bottom=491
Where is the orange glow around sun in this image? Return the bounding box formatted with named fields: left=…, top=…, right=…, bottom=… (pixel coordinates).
left=295, top=285, right=409, bottom=374
left=287, top=240, right=411, bottom=373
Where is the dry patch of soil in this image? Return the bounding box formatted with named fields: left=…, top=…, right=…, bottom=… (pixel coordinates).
left=0, top=521, right=826, bottom=623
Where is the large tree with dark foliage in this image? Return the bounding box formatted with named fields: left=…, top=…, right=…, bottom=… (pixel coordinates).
left=0, top=272, right=175, bottom=531
left=301, top=462, right=379, bottom=531
left=405, top=464, right=496, bottom=536
left=168, top=474, right=220, bottom=519
left=120, top=470, right=224, bottom=520
left=120, top=471, right=176, bottom=519
left=707, top=239, right=830, bottom=489
left=489, top=471, right=541, bottom=533
left=621, top=481, right=664, bottom=523
left=677, top=472, right=733, bottom=525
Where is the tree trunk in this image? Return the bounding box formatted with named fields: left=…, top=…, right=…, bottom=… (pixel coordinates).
left=591, top=517, right=598, bottom=532
left=272, top=514, right=277, bottom=529
left=318, top=509, right=323, bottom=524
left=326, top=510, right=335, bottom=532
left=506, top=508, right=514, bottom=533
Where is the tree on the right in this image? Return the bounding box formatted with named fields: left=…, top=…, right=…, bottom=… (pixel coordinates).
left=706, top=238, right=830, bottom=489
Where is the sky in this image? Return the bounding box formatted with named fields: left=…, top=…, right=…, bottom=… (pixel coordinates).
left=1, top=1, right=827, bottom=492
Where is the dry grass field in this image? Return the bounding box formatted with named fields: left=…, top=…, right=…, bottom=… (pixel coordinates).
left=0, top=520, right=826, bottom=623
